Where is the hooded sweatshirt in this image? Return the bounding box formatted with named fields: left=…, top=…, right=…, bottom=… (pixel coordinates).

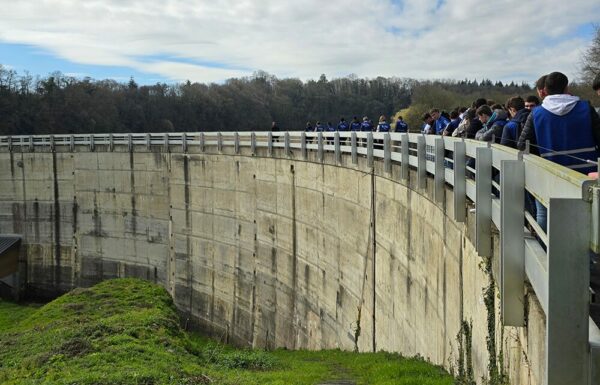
left=475, top=109, right=508, bottom=143
left=533, top=94, right=598, bottom=173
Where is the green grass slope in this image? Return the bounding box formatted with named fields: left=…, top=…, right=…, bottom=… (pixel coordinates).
left=0, top=279, right=454, bottom=385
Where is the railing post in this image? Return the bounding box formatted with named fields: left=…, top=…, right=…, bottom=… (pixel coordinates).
left=417, top=135, right=426, bottom=189
left=182, top=133, right=188, bottom=153
left=49, top=135, right=55, bottom=152
left=453, top=141, right=466, bottom=222
left=546, top=198, right=590, bottom=385
left=109, top=134, right=114, bottom=152
left=28, top=135, right=34, bottom=152
left=301, top=132, right=307, bottom=160
left=69, top=135, right=74, bottom=152
left=401, top=134, right=409, bottom=180
left=7, top=136, right=12, bottom=152
left=318, top=132, right=323, bottom=162
left=384, top=133, right=391, bottom=173
left=217, top=132, right=223, bottom=153
left=335, top=132, right=341, bottom=164
left=284, top=132, right=290, bottom=157
left=128, top=134, right=133, bottom=152
left=268, top=132, right=273, bottom=156
left=200, top=133, right=205, bottom=152
left=250, top=132, right=256, bottom=155
left=351, top=132, right=357, bottom=165
left=434, top=137, right=444, bottom=202
left=163, top=133, right=169, bottom=152
left=234, top=132, right=240, bottom=154
left=146, top=133, right=151, bottom=151
left=500, top=160, right=525, bottom=326
left=367, top=132, right=373, bottom=168
left=475, top=146, right=492, bottom=257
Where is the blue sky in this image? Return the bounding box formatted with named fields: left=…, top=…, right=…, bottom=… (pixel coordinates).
left=0, top=0, right=598, bottom=85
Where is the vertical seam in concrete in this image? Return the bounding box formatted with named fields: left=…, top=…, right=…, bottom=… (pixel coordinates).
left=290, top=164, right=298, bottom=350
left=371, top=168, right=376, bottom=353
left=52, top=151, right=62, bottom=290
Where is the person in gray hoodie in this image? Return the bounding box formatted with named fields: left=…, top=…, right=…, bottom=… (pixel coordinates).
left=475, top=108, right=508, bottom=143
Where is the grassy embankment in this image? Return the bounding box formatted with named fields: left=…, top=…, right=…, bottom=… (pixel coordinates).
left=0, top=278, right=453, bottom=385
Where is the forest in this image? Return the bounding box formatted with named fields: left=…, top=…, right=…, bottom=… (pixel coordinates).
left=0, top=65, right=597, bottom=136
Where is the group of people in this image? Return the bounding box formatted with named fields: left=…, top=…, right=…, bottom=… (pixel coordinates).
left=422, top=71, right=600, bottom=231
left=303, top=115, right=408, bottom=134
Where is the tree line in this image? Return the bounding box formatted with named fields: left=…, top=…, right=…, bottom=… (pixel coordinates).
left=0, top=65, right=554, bottom=136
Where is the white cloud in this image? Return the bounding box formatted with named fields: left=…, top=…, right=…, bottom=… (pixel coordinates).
left=0, top=0, right=598, bottom=83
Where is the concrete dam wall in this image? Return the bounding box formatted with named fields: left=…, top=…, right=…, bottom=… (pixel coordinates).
left=0, top=141, right=546, bottom=384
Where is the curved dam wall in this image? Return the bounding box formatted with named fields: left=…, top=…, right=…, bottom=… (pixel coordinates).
left=0, top=143, right=545, bottom=384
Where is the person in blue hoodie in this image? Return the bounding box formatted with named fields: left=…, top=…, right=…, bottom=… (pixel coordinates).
left=376, top=115, right=391, bottom=132
left=501, top=96, right=530, bottom=148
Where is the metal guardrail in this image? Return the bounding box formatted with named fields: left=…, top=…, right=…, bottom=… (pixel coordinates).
left=1, top=130, right=599, bottom=384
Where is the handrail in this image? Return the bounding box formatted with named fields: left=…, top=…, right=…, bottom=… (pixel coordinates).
left=1, top=130, right=598, bottom=384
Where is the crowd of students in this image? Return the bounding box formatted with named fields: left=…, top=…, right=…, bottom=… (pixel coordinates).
left=303, top=115, right=409, bottom=134
left=422, top=71, right=600, bottom=231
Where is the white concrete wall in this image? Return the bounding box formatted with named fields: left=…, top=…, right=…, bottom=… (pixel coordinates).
left=0, top=144, right=545, bottom=384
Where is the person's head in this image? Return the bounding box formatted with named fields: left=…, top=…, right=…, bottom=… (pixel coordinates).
left=306, top=121, right=312, bottom=127
left=476, top=105, right=493, bottom=123
left=535, top=74, right=548, bottom=99
left=450, top=110, right=459, bottom=120
left=316, top=121, right=321, bottom=125
left=363, top=116, right=369, bottom=122
left=525, top=95, right=540, bottom=110
left=352, top=116, right=358, bottom=122
left=379, top=115, right=386, bottom=122
left=506, top=96, right=525, bottom=117
left=459, top=106, right=468, bottom=114
left=491, top=103, right=504, bottom=110
left=397, top=115, right=404, bottom=121
left=487, top=100, right=496, bottom=107
left=340, top=117, right=345, bottom=122
left=271, top=121, right=277, bottom=126
left=544, top=72, right=569, bottom=95
left=422, top=112, right=433, bottom=124
left=593, top=72, right=600, bottom=96
left=474, top=98, right=487, bottom=109
left=429, top=108, right=440, bottom=120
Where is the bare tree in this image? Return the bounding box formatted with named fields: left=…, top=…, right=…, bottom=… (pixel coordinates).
left=580, top=25, right=600, bottom=83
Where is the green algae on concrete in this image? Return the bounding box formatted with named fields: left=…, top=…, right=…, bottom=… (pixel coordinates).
left=0, top=279, right=453, bottom=385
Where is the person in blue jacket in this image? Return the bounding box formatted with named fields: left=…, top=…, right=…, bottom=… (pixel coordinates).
left=337, top=117, right=349, bottom=131
left=430, top=108, right=450, bottom=135
left=500, top=97, right=530, bottom=149
left=442, top=110, right=461, bottom=136
left=376, top=115, right=391, bottom=132
left=525, top=72, right=600, bottom=231
left=395, top=116, right=408, bottom=133
left=315, top=121, right=325, bottom=132
left=360, top=116, right=373, bottom=131
left=350, top=116, right=361, bottom=131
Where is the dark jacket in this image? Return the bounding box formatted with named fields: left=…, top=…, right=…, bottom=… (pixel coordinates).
left=501, top=108, right=530, bottom=148
left=465, top=118, right=483, bottom=139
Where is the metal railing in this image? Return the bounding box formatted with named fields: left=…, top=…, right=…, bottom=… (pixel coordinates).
left=1, top=130, right=599, bottom=384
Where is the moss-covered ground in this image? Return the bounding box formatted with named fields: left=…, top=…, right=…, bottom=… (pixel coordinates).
left=0, top=278, right=454, bottom=385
